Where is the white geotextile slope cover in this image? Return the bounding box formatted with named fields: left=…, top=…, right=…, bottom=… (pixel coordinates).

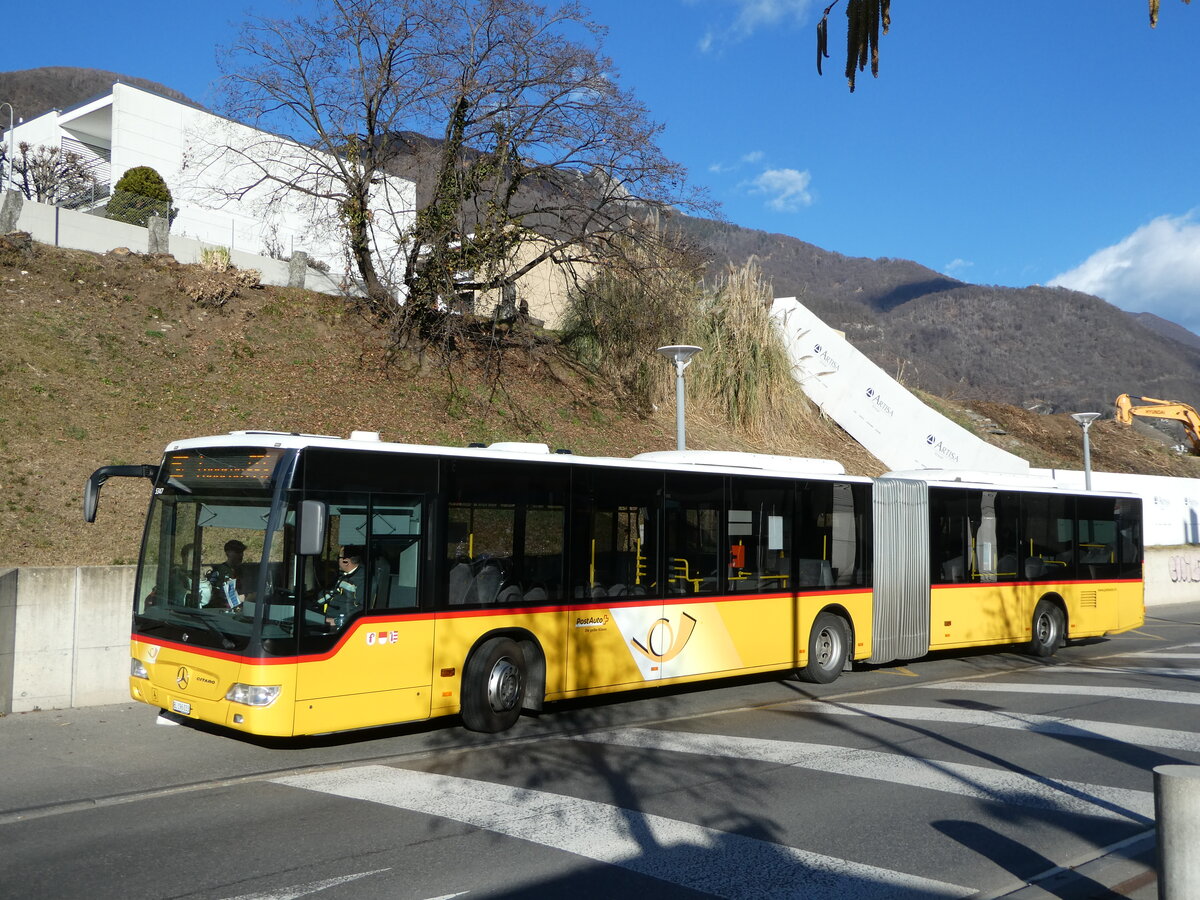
left=770, top=296, right=1031, bottom=474
left=771, top=296, right=1200, bottom=546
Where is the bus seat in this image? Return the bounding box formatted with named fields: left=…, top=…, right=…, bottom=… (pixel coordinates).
left=496, top=584, right=523, bottom=604
left=523, top=586, right=548, bottom=603
left=797, top=559, right=834, bottom=588
left=448, top=562, right=474, bottom=605
left=941, top=557, right=965, bottom=583
left=474, top=564, right=502, bottom=603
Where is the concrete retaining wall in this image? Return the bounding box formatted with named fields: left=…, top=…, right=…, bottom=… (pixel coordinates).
left=0, top=566, right=135, bottom=714
left=1147, top=546, right=1200, bottom=606
left=2, top=552, right=1196, bottom=713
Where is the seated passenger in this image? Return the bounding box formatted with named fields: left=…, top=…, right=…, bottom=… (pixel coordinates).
left=204, top=539, right=251, bottom=608
left=168, top=543, right=195, bottom=604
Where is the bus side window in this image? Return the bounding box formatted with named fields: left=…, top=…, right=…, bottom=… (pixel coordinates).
left=369, top=502, right=423, bottom=610
left=572, top=468, right=662, bottom=600
left=727, top=477, right=794, bottom=594
left=665, top=474, right=722, bottom=596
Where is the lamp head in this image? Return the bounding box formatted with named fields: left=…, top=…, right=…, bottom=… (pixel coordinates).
left=656, top=345, right=703, bottom=370
left=1070, top=412, right=1101, bottom=429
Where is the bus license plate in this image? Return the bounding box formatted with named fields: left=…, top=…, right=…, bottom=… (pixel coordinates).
left=172, top=699, right=192, bottom=716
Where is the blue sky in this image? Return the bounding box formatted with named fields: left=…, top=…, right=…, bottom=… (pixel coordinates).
left=5, top=0, right=1199, bottom=330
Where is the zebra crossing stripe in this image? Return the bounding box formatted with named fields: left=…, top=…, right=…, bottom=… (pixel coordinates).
left=570, top=728, right=1151, bottom=823
left=920, top=680, right=1200, bottom=706
left=802, top=703, right=1200, bottom=752
left=273, top=765, right=972, bottom=900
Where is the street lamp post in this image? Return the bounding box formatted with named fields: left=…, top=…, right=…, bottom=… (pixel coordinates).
left=656, top=345, right=703, bottom=451
left=1070, top=412, right=1101, bottom=490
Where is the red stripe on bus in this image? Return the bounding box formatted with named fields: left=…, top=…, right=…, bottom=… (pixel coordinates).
left=133, top=586, right=872, bottom=665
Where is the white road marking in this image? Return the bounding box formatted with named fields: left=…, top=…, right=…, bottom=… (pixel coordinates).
left=224, top=868, right=391, bottom=899
left=801, top=703, right=1200, bottom=751
left=921, top=680, right=1200, bottom=706
left=571, top=728, right=1151, bottom=822
left=274, top=765, right=972, bottom=899
left=1035, top=665, right=1200, bottom=679
left=1126, top=642, right=1200, bottom=657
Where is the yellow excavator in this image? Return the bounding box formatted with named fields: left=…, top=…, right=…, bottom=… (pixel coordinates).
left=1114, top=393, right=1200, bottom=454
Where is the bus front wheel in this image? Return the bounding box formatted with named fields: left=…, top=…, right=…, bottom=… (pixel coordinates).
left=798, top=612, right=850, bottom=684
left=461, top=636, right=527, bottom=732
left=1027, top=600, right=1065, bottom=657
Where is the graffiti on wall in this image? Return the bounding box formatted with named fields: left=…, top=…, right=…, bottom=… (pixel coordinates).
left=1167, top=555, right=1200, bottom=584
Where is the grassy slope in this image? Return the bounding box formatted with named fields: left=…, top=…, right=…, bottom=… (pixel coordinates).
left=2, top=243, right=881, bottom=566
left=4, top=241, right=1194, bottom=568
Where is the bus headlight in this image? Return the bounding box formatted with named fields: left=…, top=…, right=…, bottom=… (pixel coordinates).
left=225, top=683, right=282, bottom=707
left=131, top=658, right=149, bottom=680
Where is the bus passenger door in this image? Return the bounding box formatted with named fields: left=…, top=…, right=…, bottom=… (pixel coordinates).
left=568, top=470, right=664, bottom=691
left=294, top=497, right=433, bottom=732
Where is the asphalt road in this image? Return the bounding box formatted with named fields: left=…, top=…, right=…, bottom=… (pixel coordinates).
left=3, top=601, right=1199, bottom=899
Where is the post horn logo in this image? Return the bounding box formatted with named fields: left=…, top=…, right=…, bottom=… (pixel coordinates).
left=632, top=612, right=697, bottom=663
left=176, top=667, right=190, bottom=689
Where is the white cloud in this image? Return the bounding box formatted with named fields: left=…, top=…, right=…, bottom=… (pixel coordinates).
left=709, top=150, right=765, bottom=174
left=944, top=258, right=974, bottom=276
left=1049, top=211, right=1200, bottom=332
left=698, top=0, right=816, bottom=51
left=747, top=167, right=813, bottom=212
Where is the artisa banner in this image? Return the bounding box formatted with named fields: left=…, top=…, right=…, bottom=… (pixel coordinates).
left=770, top=297, right=1031, bottom=474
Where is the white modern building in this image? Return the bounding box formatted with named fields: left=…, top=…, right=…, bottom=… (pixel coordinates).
left=3, top=82, right=415, bottom=282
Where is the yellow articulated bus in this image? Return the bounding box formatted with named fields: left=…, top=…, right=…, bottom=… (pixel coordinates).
left=84, top=432, right=1144, bottom=737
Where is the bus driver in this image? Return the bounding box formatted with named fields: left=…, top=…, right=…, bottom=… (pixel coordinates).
left=319, top=546, right=366, bottom=628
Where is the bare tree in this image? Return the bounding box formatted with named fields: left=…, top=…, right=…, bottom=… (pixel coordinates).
left=212, top=0, right=710, bottom=344
left=818, top=0, right=1191, bottom=92
left=8, top=141, right=101, bottom=205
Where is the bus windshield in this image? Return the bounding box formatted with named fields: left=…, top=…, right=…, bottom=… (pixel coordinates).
left=132, top=447, right=292, bottom=653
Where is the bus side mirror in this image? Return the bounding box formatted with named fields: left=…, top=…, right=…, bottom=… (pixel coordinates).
left=83, top=465, right=160, bottom=523
left=83, top=476, right=102, bottom=524
left=299, top=500, right=327, bottom=556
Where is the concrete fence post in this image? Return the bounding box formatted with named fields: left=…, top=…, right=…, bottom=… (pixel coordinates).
left=147, top=215, right=169, bottom=254
left=0, top=189, right=23, bottom=233
left=288, top=250, right=308, bottom=288
left=1155, top=764, right=1200, bottom=899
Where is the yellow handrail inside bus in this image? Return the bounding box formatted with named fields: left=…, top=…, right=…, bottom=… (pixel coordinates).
left=670, top=558, right=703, bottom=593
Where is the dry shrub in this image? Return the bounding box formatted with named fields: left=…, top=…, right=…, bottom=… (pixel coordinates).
left=691, top=257, right=803, bottom=440
left=179, top=265, right=262, bottom=308
left=563, top=249, right=823, bottom=448
left=560, top=237, right=700, bottom=414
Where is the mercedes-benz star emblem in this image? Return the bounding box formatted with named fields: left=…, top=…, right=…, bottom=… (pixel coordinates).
left=176, top=667, right=189, bottom=689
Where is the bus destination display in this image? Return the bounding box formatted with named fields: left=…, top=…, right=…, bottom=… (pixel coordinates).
left=166, top=449, right=283, bottom=487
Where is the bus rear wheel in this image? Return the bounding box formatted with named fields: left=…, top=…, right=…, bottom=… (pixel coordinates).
left=798, top=612, right=850, bottom=684
left=461, top=636, right=527, bottom=733
left=1027, top=600, right=1065, bottom=657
